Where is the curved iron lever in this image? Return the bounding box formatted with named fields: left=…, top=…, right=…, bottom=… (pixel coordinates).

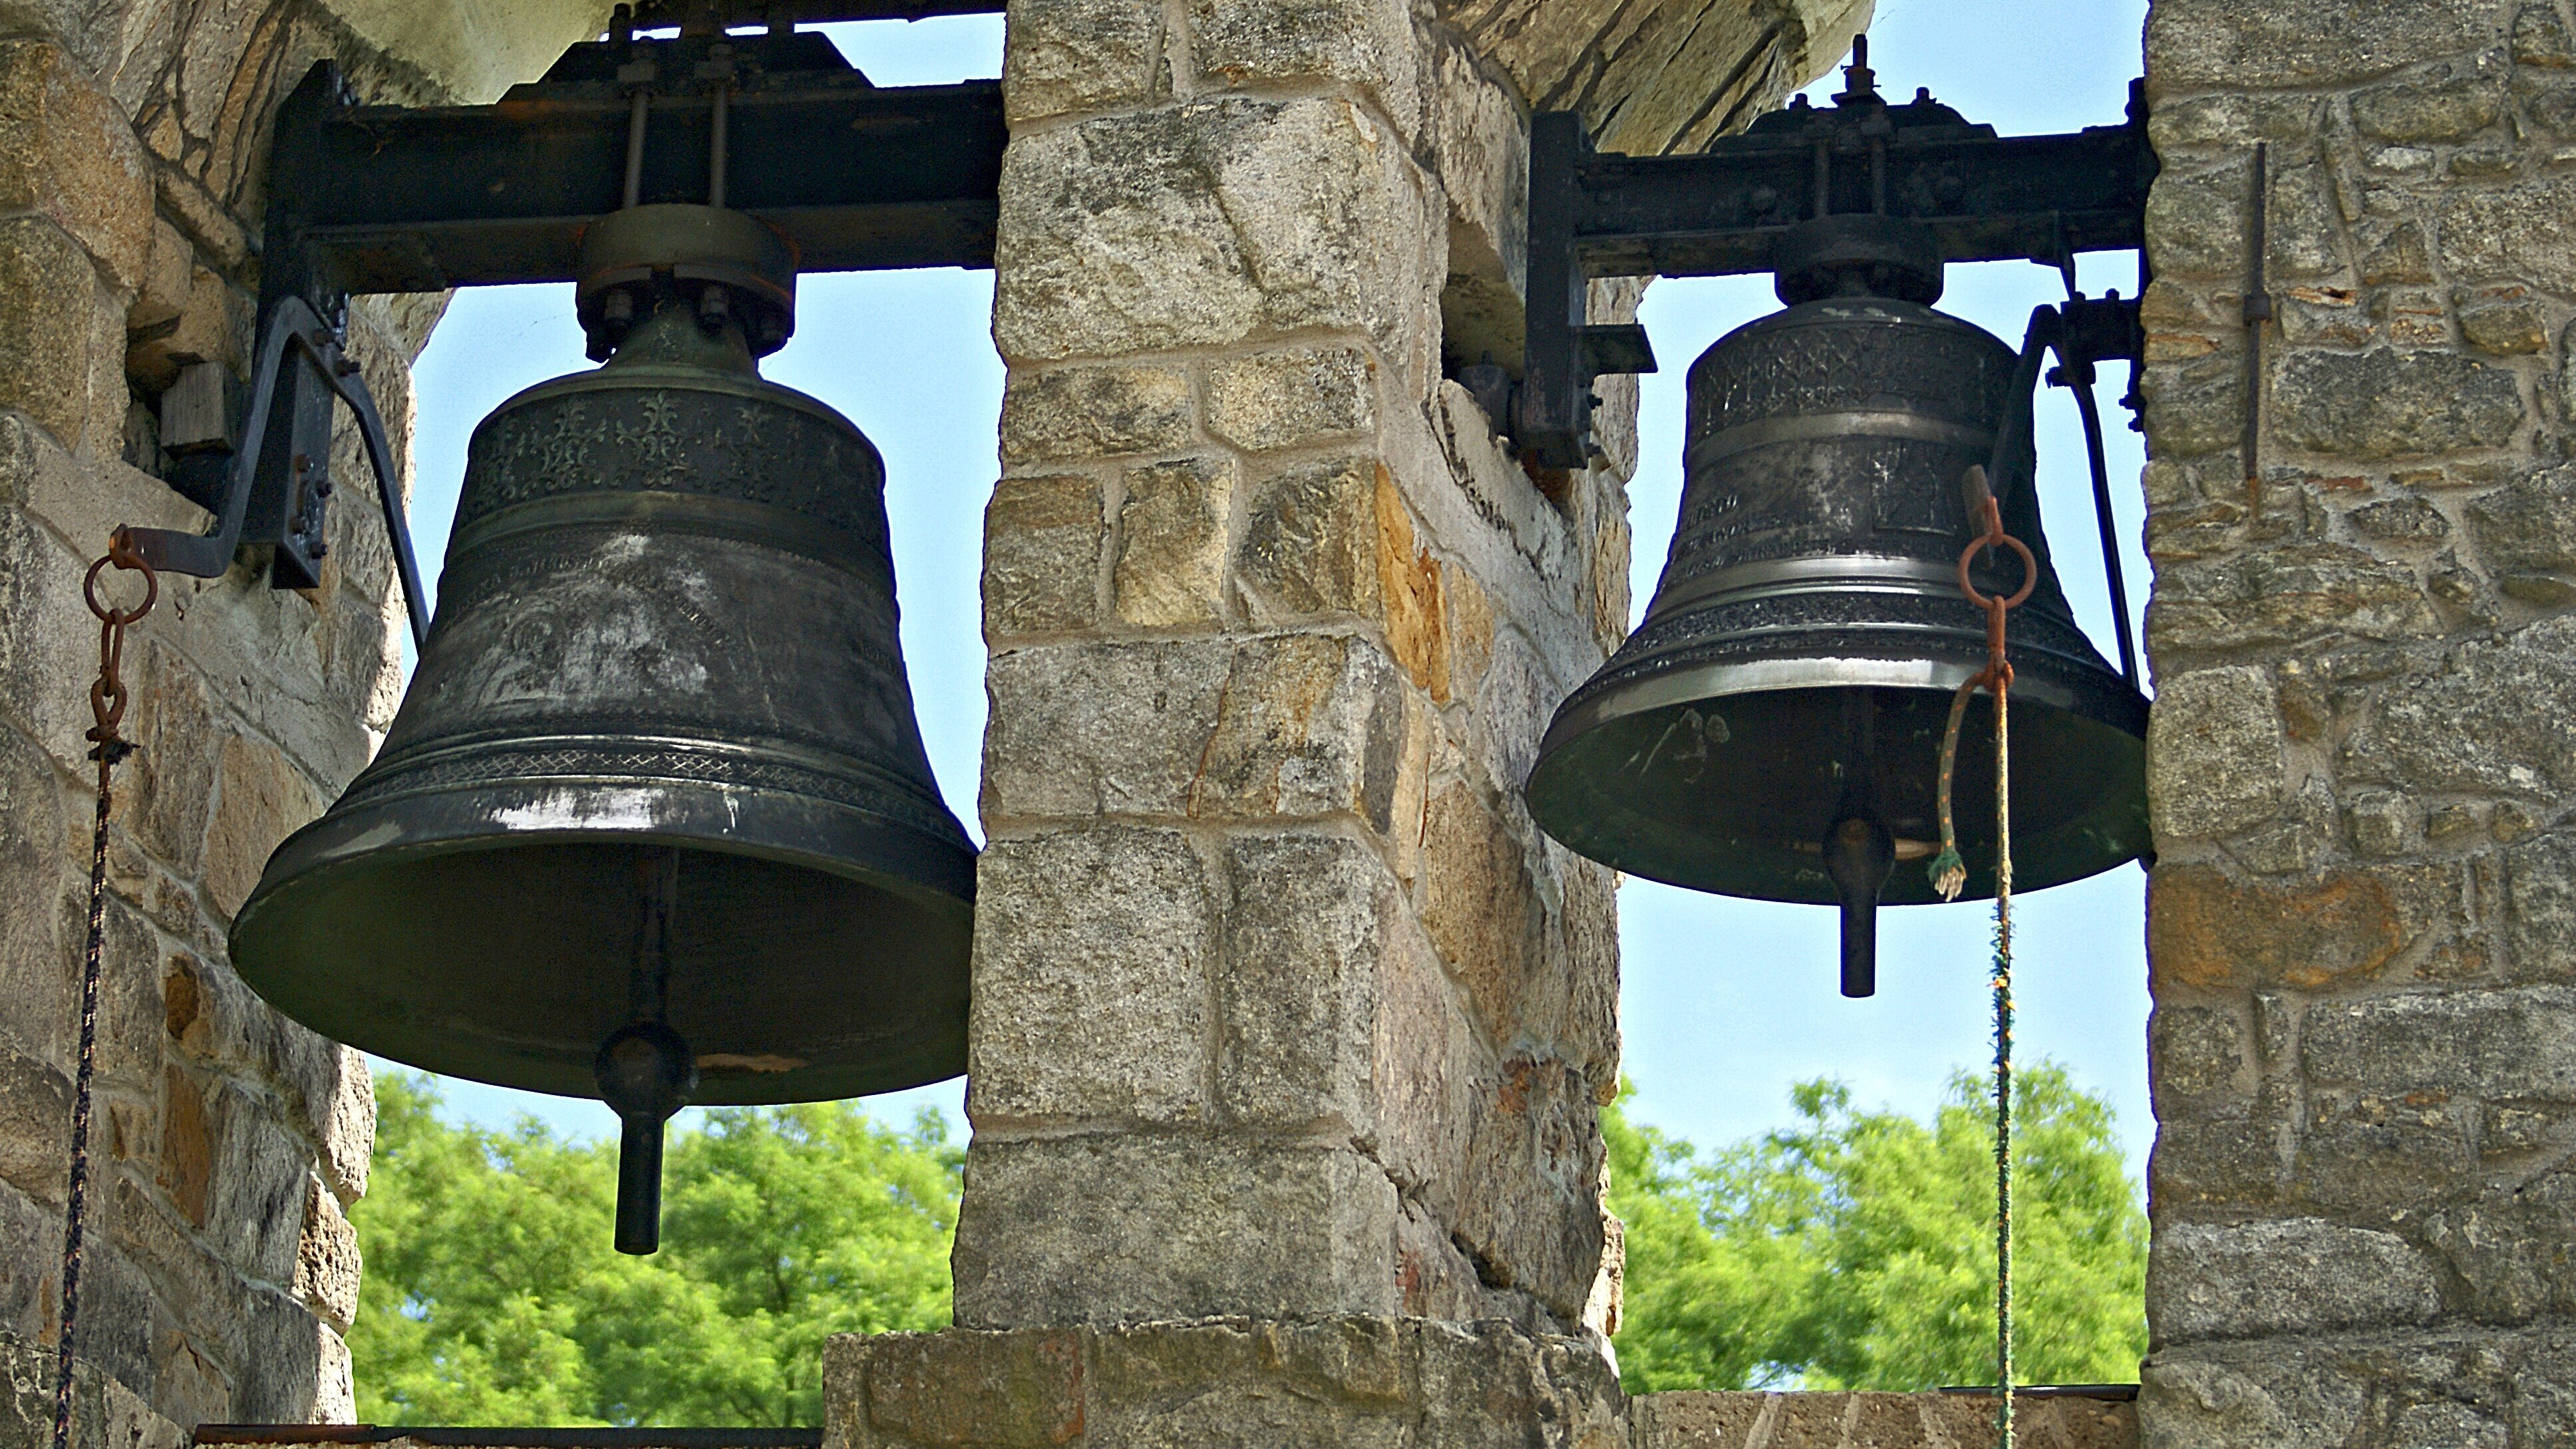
left=118, top=295, right=430, bottom=648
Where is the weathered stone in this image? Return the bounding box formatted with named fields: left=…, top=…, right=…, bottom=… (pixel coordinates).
left=968, top=828, right=1213, bottom=1125
left=2146, top=1, right=2501, bottom=89
left=2343, top=615, right=2576, bottom=796
left=2303, top=987, right=2576, bottom=1100
left=124, top=640, right=218, bottom=876
left=2505, top=832, right=2576, bottom=981
left=1451, top=1053, right=1605, bottom=1322
left=2148, top=667, right=2286, bottom=840
left=2149, top=544, right=2439, bottom=653
left=2466, top=464, right=2576, bottom=579
left=2354, top=75, right=2507, bottom=142
left=2347, top=496, right=2450, bottom=542
left=1114, top=456, right=1233, bottom=627
left=982, top=639, right=1230, bottom=819
left=1235, top=456, right=1381, bottom=620
left=993, top=97, right=1434, bottom=362
left=2344, top=792, right=2416, bottom=856
left=2152, top=1006, right=2249, bottom=1118
left=1205, top=347, right=1376, bottom=453
left=999, top=365, right=1192, bottom=465
left=0, top=41, right=151, bottom=291
left=2441, top=175, right=2576, bottom=289
left=0, top=1045, right=69, bottom=1208
left=2357, top=220, right=2432, bottom=285
left=2422, top=1168, right=2576, bottom=1321
left=0, top=218, right=104, bottom=450
left=202, top=731, right=323, bottom=921
left=842, top=1327, right=1084, bottom=1449
left=2271, top=349, right=2523, bottom=460
left=291, top=1174, right=359, bottom=1332
left=1088, top=1317, right=1410, bottom=1447
left=2148, top=1219, right=2442, bottom=1344
left=2458, top=298, right=2548, bottom=354
left=1189, top=633, right=1410, bottom=830
left=983, top=472, right=1104, bottom=639
left=2150, top=864, right=2428, bottom=994
left=2141, top=158, right=2251, bottom=281
left=951, top=1136, right=1397, bottom=1327
left=1191, top=0, right=1422, bottom=131
left=999, top=0, right=1164, bottom=124
left=1217, top=831, right=1389, bottom=1131
left=2519, top=2, right=2576, bottom=66
left=1419, top=783, right=1543, bottom=1040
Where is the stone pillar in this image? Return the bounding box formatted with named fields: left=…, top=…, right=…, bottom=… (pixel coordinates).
left=959, top=0, right=1633, bottom=1337
left=946, top=0, right=1866, bottom=1347
left=2140, top=0, right=2576, bottom=1439
left=0, top=1, right=595, bottom=1434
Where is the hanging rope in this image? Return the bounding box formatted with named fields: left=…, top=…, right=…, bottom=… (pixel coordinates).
left=1926, top=468, right=2029, bottom=1449
left=59, top=537, right=155, bottom=1449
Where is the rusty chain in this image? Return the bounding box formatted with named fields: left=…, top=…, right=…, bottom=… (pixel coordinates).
left=57, top=535, right=155, bottom=1449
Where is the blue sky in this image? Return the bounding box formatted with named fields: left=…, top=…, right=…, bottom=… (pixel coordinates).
left=391, top=0, right=2160, bottom=1180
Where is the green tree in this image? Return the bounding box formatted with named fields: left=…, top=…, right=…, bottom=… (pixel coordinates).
left=349, top=1072, right=961, bottom=1426
left=1607, top=1063, right=2146, bottom=1394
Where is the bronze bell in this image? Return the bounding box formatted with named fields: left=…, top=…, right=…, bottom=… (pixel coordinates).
left=228, top=204, right=975, bottom=1249
left=1524, top=216, right=2149, bottom=997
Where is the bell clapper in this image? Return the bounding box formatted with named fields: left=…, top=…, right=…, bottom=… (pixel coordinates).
left=596, top=849, right=699, bottom=1255
left=1822, top=691, right=1895, bottom=998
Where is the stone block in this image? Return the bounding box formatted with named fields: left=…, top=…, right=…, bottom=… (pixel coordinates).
left=2467, top=464, right=2576, bottom=583
left=2148, top=544, right=2436, bottom=655
left=158, top=952, right=369, bottom=1203
left=1001, top=0, right=1164, bottom=124
left=2146, top=0, right=2500, bottom=90
left=967, top=828, right=1212, bottom=1125
left=238, top=1288, right=351, bottom=1421
left=1235, top=456, right=1381, bottom=621
left=1113, top=456, right=1233, bottom=627
left=2148, top=1219, right=2442, bottom=1344
left=981, top=639, right=1229, bottom=820
left=2458, top=299, right=2547, bottom=354
left=2505, top=832, right=2576, bottom=982
left=0, top=41, right=151, bottom=292
left=1205, top=347, right=1376, bottom=454
left=291, top=1174, right=359, bottom=1331
left=0, top=1045, right=69, bottom=1208
left=842, top=1327, right=1085, bottom=1449
left=2423, top=1168, right=2576, bottom=1321
left=2271, top=349, right=2523, bottom=461
left=124, top=639, right=218, bottom=878
left=1189, top=633, right=1410, bottom=832
left=2150, top=864, right=2434, bottom=995
left=999, top=365, right=1192, bottom=466
left=2302, top=987, right=2576, bottom=1100
left=203, top=731, right=323, bottom=921
left=2146, top=667, right=2285, bottom=841
left=0, top=726, right=69, bottom=1066
left=1414, top=1320, right=1624, bottom=1449
left=2342, top=616, right=2576, bottom=796
left=2150, top=1005, right=2249, bottom=1119
left=985, top=473, right=1104, bottom=641
left=2293, top=1088, right=2477, bottom=1210
left=2354, top=74, right=2506, bottom=142
left=1419, top=783, right=1543, bottom=1041
left=0, top=217, right=106, bottom=450
left=1216, top=831, right=1390, bottom=1131
left=993, top=97, right=1434, bottom=363
left=1449, top=1054, right=1607, bottom=1323
left=1370, top=901, right=1478, bottom=1204
left=2141, top=159, right=2250, bottom=282
left=0, top=1326, right=186, bottom=1449
left=1188, top=0, right=1422, bottom=139
left=2441, top=175, right=2576, bottom=290
left=1088, top=1317, right=1410, bottom=1449
left=950, top=1136, right=1398, bottom=1327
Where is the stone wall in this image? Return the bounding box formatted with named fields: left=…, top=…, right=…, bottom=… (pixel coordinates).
left=0, top=0, right=595, bottom=1431
left=2139, top=0, right=2576, bottom=1442
left=961, top=0, right=1858, bottom=1343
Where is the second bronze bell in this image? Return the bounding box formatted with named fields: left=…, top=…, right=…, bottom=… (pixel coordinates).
left=1525, top=214, right=2150, bottom=998
left=227, top=204, right=977, bottom=1252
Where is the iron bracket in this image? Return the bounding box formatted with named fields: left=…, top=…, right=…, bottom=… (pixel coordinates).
left=136, top=21, right=1007, bottom=613
left=1512, top=73, right=2158, bottom=468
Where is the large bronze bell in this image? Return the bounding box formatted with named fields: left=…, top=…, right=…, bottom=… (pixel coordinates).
left=1524, top=217, right=2148, bottom=997
left=228, top=204, right=975, bottom=1247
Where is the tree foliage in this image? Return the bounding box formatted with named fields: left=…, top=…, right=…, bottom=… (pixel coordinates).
left=349, top=1072, right=960, bottom=1426
left=1605, top=1062, right=2147, bottom=1394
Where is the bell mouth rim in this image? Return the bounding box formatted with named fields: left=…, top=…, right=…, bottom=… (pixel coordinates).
left=228, top=780, right=977, bottom=1106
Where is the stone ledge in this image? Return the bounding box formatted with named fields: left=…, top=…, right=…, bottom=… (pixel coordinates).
left=824, top=1317, right=1623, bottom=1449
left=1632, top=1390, right=2137, bottom=1449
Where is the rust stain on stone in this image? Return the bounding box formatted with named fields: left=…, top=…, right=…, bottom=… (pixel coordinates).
left=1374, top=465, right=1450, bottom=701
left=159, top=1064, right=212, bottom=1227
left=2152, top=864, right=2410, bottom=993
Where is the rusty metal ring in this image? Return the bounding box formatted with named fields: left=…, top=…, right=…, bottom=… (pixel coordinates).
left=1957, top=532, right=2038, bottom=611
left=84, top=546, right=158, bottom=626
